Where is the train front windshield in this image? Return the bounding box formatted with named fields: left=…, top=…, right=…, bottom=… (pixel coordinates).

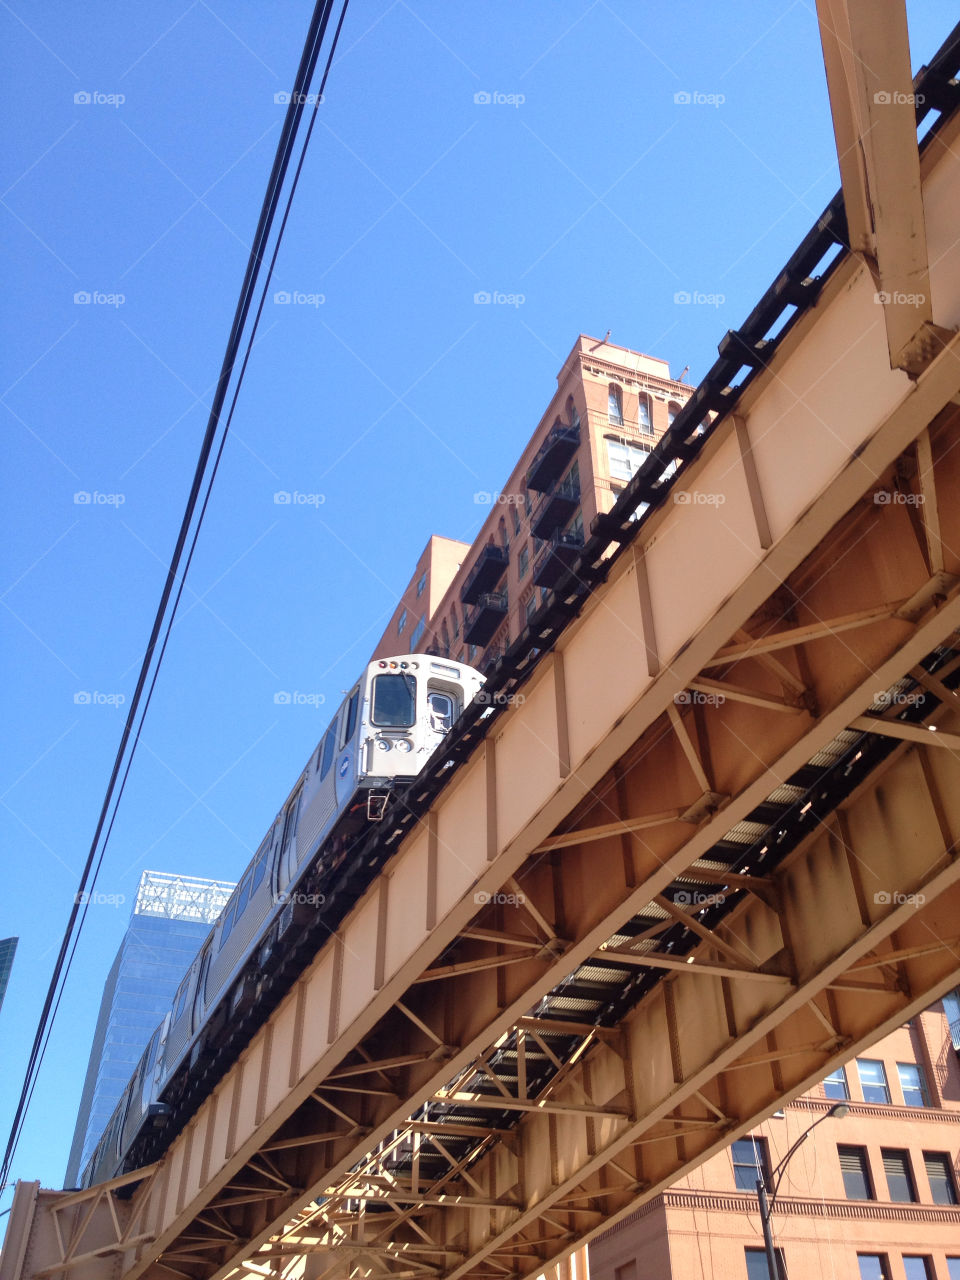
left=371, top=673, right=417, bottom=727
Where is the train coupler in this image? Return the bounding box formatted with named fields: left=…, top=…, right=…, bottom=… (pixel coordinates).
left=367, top=792, right=389, bottom=821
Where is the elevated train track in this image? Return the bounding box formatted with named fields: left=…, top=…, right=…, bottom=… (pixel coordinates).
left=4, top=6, right=960, bottom=1280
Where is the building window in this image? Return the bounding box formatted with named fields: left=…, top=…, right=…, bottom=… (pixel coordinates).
left=608, top=383, right=623, bottom=425
left=897, top=1062, right=930, bottom=1107
left=946, top=1259, right=960, bottom=1280
left=838, top=1145, right=874, bottom=1200
left=881, top=1148, right=917, bottom=1202
left=525, top=593, right=537, bottom=624
left=469, top=645, right=478, bottom=662
left=667, top=400, right=681, bottom=427
left=567, top=396, right=581, bottom=431
left=517, top=544, right=529, bottom=578
left=731, top=1137, right=769, bottom=1191
left=416, top=571, right=426, bottom=597
left=441, top=620, right=450, bottom=653
left=924, top=1152, right=959, bottom=1204
left=823, top=1066, right=850, bottom=1100
left=745, top=1247, right=785, bottom=1280
left=902, top=1259, right=934, bottom=1280
left=397, top=608, right=407, bottom=636
left=410, top=617, right=425, bottom=649
left=614, top=1263, right=636, bottom=1280
left=511, top=503, right=521, bottom=535
left=857, top=1057, right=890, bottom=1103
left=452, top=610, right=460, bottom=639
left=638, top=394, right=651, bottom=431
left=607, top=438, right=652, bottom=484
left=498, top=516, right=509, bottom=549
left=857, top=1257, right=891, bottom=1280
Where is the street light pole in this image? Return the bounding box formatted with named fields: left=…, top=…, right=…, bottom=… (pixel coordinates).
left=754, top=1100, right=850, bottom=1280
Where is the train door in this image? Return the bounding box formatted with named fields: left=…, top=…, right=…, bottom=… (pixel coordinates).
left=334, top=684, right=361, bottom=809
left=425, top=687, right=456, bottom=755
left=278, top=788, right=303, bottom=886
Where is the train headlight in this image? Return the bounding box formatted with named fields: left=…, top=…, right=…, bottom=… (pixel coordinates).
left=395, top=738, right=413, bottom=753
left=375, top=738, right=391, bottom=751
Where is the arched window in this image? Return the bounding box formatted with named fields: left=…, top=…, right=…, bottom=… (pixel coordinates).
left=566, top=396, right=581, bottom=431
left=608, top=384, right=623, bottom=426
left=441, top=620, right=450, bottom=653
left=667, top=401, right=681, bottom=428
left=638, top=394, right=652, bottom=432
left=498, top=515, right=508, bottom=549
left=451, top=608, right=460, bottom=639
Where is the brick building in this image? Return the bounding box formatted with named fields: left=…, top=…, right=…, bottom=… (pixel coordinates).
left=370, top=334, right=694, bottom=668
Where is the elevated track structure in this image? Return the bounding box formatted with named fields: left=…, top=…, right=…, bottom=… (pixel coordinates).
left=3, top=5, right=960, bottom=1280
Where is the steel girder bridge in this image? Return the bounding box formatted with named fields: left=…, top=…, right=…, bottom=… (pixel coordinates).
left=3, top=4, right=960, bottom=1280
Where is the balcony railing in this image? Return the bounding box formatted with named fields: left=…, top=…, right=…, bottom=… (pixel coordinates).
left=532, top=529, right=584, bottom=589
left=461, top=544, right=509, bottom=605
left=525, top=419, right=580, bottom=493
left=531, top=475, right=581, bottom=541
left=463, top=591, right=508, bottom=647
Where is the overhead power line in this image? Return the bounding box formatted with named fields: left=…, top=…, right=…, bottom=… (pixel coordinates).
left=0, top=0, right=351, bottom=1196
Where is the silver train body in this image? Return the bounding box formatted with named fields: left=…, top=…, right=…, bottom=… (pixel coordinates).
left=80, top=654, right=484, bottom=1189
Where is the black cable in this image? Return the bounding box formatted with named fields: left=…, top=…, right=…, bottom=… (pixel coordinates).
left=0, top=0, right=349, bottom=1195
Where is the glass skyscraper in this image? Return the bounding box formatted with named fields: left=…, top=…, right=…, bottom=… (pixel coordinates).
left=0, top=936, right=17, bottom=1015
left=64, top=871, right=233, bottom=1187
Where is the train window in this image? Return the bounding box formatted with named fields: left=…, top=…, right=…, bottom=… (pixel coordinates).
left=235, top=870, right=253, bottom=917
left=218, top=897, right=238, bottom=950
left=251, top=838, right=270, bottom=893
left=319, top=728, right=335, bottom=780
left=282, top=790, right=302, bottom=861
left=340, top=687, right=360, bottom=747
left=174, top=979, right=189, bottom=1022
left=427, top=692, right=454, bottom=732
left=371, top=674, right=416, bottom=727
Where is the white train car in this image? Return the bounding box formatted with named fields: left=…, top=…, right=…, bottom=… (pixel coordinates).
left=79, top=654, right=484, bottom=1189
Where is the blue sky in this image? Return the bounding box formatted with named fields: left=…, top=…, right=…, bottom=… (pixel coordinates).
left=0, top=0, right=951, bottom=1204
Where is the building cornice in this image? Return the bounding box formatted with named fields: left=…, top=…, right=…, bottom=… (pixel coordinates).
left=661, top=1187, right=960, bottom=1224
left=789, top=1096, right=960, bottom=1124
